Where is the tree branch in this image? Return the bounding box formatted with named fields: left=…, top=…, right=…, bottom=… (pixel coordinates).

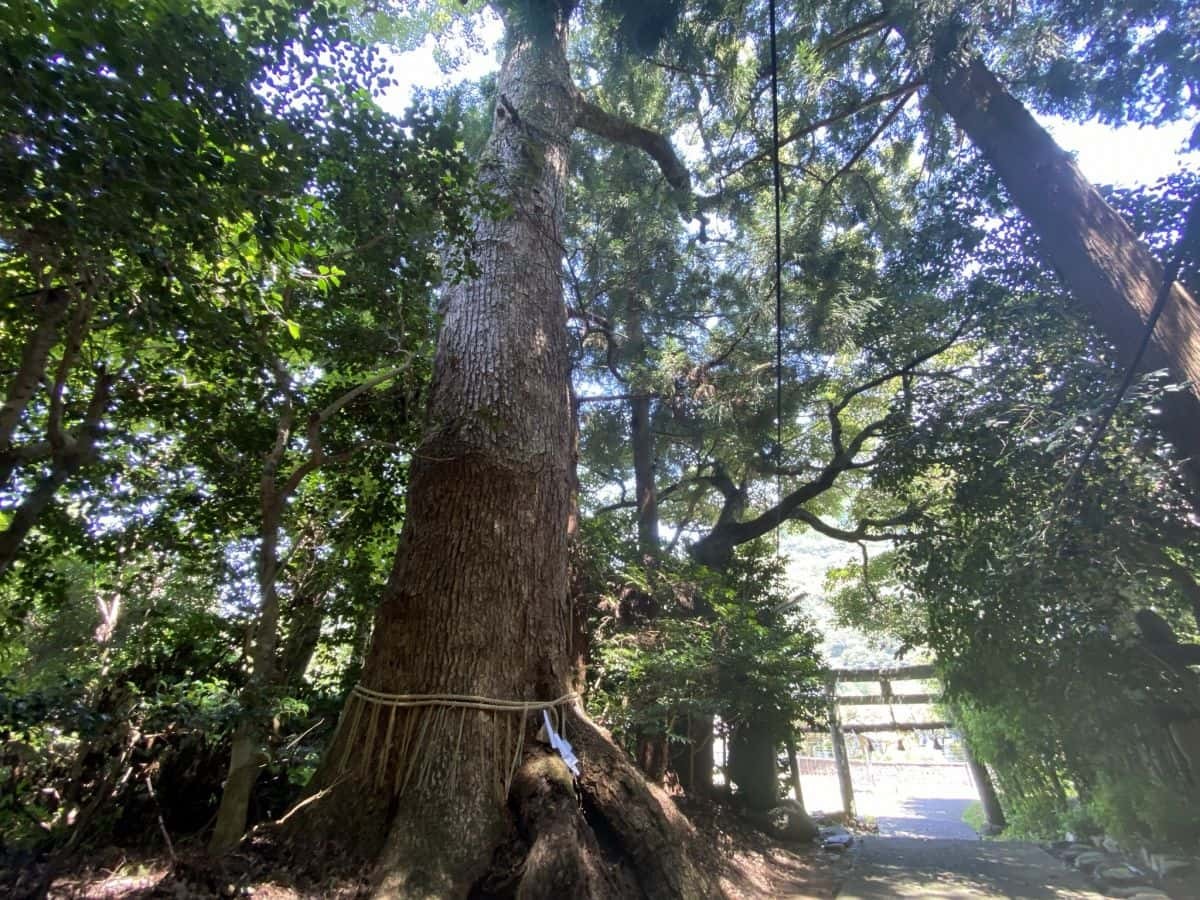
left=575, top=98, right=691, bottom=194
left=818, top=12, right=890, bottom=54
left=823, top=88, right=918, bottom=187
left=0, top=288, right=71, bottom=450
left=727, top=79, right=924, bottom=180
left=568, top=305, right=628, bottom=384
left=47, top=293, right=91, bottom=453
left=316, top=362, right=411, bottom=428
left=575, top=393, right=653, bottom=406
left=0, top=366, right=113, bottom=577
left=790, top=507, right=918, bottom=542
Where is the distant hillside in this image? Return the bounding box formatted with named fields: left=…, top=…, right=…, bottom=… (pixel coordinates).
left=783, top=531, right=928, bottom=671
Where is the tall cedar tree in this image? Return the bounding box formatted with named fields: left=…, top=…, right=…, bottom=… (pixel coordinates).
left=283, top=2, right=714, bottom=895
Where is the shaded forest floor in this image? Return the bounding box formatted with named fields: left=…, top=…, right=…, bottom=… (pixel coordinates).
left=9, top=798, right=855, bottom=899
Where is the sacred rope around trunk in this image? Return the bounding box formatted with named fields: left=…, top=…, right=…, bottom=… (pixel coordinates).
left=330, top=685, right=580, bottom=801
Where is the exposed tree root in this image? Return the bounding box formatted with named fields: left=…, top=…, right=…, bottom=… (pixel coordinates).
left=568, top=711, right=715, bottom=898
left=278, top=706, right=717, bottom=899
left=473, top=710, right=718, bottom=898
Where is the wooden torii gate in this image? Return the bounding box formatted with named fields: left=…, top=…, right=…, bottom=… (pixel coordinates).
left=820, top=664, right=1005, bottom=831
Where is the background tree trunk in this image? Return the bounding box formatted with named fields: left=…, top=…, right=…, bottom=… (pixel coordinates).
left=924, top=52, right=1200, bottom=484
left=624, top=294, right=672, bottom=779
left=670, top=714, right=715, bottom=795
left=627, top=295, right=658, bottom=558
left=962, top=743, right=1007, bottom=834
left=785, top=735, right=806, bottom=807
left=277, top=591, right=326, bottom=689
left=728, top=722, right=780, bottom=811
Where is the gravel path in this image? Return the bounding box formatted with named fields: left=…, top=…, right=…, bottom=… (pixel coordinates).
left=870, top=795, right=979, bottom=840
left=837, top=837, right=1107, bottom=899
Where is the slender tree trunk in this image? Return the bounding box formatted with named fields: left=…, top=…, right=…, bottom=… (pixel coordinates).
left=626, top=296, right=658, bottom=558
left=284, top=11, right=712, bottom=896
left=670, top=713, right=715, bottom=795
left=210, top=493, right=285, bottom=853
left=624, top=294, right=672, bottom=779
left=962, top=743, right=1007, bottom=834
left=566, top=388, right=590, bottom=695
left=922, top=52, right=1200, bottom=480
left=828, top=697, right=856, bottom=819
left=786, top=735, right=806, bottom=806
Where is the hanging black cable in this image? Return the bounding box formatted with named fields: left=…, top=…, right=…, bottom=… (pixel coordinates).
left=769, top=0, right=784, bottom=553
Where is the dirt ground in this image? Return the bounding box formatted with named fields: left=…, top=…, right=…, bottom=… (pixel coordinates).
left=13, top=797, right=852, bottom=899
left=678, top=797, right=856, bottom=899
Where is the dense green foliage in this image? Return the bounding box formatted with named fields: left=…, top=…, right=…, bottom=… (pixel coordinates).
left=583, top=529, right=826, bottom=770
left=827, top=168, right=1200, bottom=845
left=1, top=0, right=1198, bottom=874
left=0, top=0, right=487, bottom=853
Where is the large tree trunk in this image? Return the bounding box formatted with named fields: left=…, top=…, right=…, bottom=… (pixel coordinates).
left=727, top=723, right=779, bottom=811
left=923, top=52, right=1200, bottom=481
left=282, top=10, right=713, bottom=897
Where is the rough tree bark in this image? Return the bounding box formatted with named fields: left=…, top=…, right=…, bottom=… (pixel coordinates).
left=281, top=6, right=713, bottom=897
left=921, top=51, right=1200, bottom=482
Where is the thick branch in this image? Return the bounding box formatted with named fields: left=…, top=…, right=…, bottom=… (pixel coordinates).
left=690, top=333, right=963, bottom=568
left=0, top=367, right=113, bottom=577
left=0, top=288, right=71, bottom=450
left=576, top=98, right=691, bottom=193
left=818, top=12, right=890, bottom=54
left=696, top=462, right=749, bottom=528
left=47, top=294, right=92, bottom=452
left=790, top=507, right=918, bottom=542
